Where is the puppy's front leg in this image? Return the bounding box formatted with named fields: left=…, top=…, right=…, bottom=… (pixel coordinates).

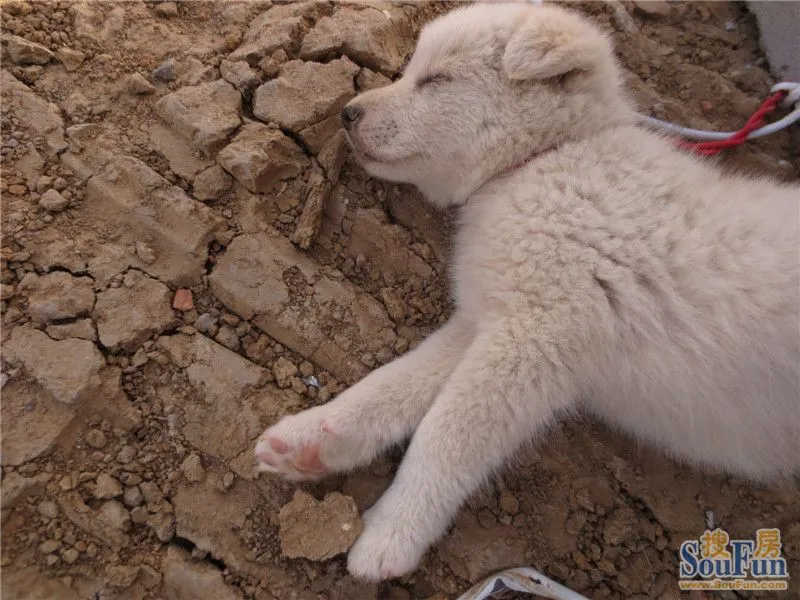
left=347, top=326, right=574, bottom=581
left=255, top=314, right=475, bottom=480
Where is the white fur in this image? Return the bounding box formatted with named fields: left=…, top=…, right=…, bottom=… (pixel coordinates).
left=255, top=2, right=800, bottom=582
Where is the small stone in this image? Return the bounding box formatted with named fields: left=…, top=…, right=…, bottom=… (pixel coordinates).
left=37, top=500, right=58, bottom=519
left=4, top=34, right=54, bottom=65
left=193, top=165, right=232, bottom=202
left=154, top=1, right=178, bottom=17
left=214, top=325, right=240, bottom=351
left=147, top=512, right=175, bottom=542
left=117, top=445, right=136, bottom=464
left=130, top=506, right=149, bottom=524
left=134, top=242, right=156, bottom=265
left=194, top=313, right=217, bottom=335
left=39, top=539, right=61, bottom=554
left=139, top=481, right=164, bottom=505
left=220, top=59, right=261, bottom=91
left=633, top=1, right=672, bottom=18
left=221, top=472, right=235, bottom=491
left=97, top=500, right=132, bottom=533
left=273, top=356, right=298, bottom=388
left=62, top=547, right=80, bottom=564
left=26, top=272, right=95, bottom=325
left=498, top=490, right=520, bottom=516
left=152, top=58, right=176, bottom=82
left=123, top=485, right=144, bottom=508
left=180, top=453, right=205, bottom=482
left=86, top=429, right=108, bottom=449
left=279, top=491, right=362, bottom=561
left=39, top=189, right=69, bottom=212
left=94, top=473, right=123, bottom=499
left=173, top=289, right=194, bottom=311
left=45, top=319, right=97, bottom=342
left=131, top=347, right=149, bottom=368
left=55, top=47, right=85, bottom=71
left=700, top=100, right=713, bottom=114
left=126, top=73, right=155, bottom=95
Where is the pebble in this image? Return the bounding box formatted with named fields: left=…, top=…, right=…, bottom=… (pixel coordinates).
left=62, top=547, right=80, bottom=564
left=123, top=485, right=144, bottom=508
left=499, top=489, right=520, bottom=515
left=135, top=242, right=156, bottom=265
left=94, top=473, right=123, bottom=499
left=39, top=189, right=69, bottom=212
left=273, top=356, right=298, bottom=388
left=154, top=1, right=178, bottom=17
left=180, top=453, right=205, bottom=482
left=117, top=445, right=136, bottom=464
left=194, top=313, right=217, bottom=335
left=37, top=500, right=58, bottom=519
left=40, top=539, right=61, bottom=554
left=152, top=58, right=176, bottom=82
left=172, top=289, right=194, bottom=311
left=221, top=472, right=235, bottom=491
left=126, top=73, right=155, bottom=95
left=214, top=325, right=240, bottom=351
left=85, top=427, right=107, bottom=448
left=130, top=506, right=149, bottom=524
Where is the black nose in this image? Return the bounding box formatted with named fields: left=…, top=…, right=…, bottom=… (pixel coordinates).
left=341, top=104, right=363, bottom=129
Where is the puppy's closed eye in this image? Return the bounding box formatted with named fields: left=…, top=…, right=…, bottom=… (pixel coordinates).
left=417, top=73, right=453, bottom=88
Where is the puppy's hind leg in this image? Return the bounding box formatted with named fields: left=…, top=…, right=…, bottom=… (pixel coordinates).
left=255, top=313, right=475, bottom=481
left=347, top=324, right=575, bottom=581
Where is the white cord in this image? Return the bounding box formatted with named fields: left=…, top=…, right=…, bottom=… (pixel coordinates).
left=638, top=82, right=800, bottom=141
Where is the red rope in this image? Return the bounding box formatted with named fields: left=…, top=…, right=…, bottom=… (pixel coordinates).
left=677, top=90, right=788, bottom=156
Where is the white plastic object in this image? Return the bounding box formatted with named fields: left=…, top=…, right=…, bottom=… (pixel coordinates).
left=456, top=567, right=591, bottom=600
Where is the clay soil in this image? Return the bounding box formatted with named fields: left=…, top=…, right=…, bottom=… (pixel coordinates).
left=1, top=1, right=798, bottom=599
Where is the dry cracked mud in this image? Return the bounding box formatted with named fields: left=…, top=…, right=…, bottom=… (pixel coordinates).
left=1, top=1, right=799, bottom=599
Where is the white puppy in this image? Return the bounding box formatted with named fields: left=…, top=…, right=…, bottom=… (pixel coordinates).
left=255, top=2, right=800, bottom=582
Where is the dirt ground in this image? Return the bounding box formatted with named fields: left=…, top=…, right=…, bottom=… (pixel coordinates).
left=1, top=1, right=799, bottom=599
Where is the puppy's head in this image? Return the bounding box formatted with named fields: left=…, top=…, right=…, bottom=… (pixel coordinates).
left=342, top=2, right=632, bottom=206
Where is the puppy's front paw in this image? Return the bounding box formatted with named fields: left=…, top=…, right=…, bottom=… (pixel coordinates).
left=346, top=509, right=428, bottom=582
left=254, top=411, right=332, bottom=482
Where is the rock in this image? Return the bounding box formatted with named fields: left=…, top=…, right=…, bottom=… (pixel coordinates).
left=209, top=229, right=396, bottom=382
left=439, top=512, right=527, bottom=581
left=355, top=68, right=392, bottom=92
left=220, top=59, right=261, bottom=91
left=300, top=6, right=415, bottom=75
left=26, top=272, right=94, bottom=325
left=94, top=473, right=123, bottom=499
left=130, top=506, right=149, bottom=524
left=55, top=47, right=85, bottom=71
left=279, top=491, right=362, bottom=561
left=317, top=129, right=349, bottom=183
left=217, top=123, right=308, bottom=193
left=498, top=489, right=520, bottom=515
left=139, top=481, right=164, bottom=506
left=82, top=155, right=225, bottom=286
left=107, top=564, right=140, bottom=588
left=253, top=58, right=358, bottom=135
left=173, top=478, right=263, bottom=577
left=3, top=34, right=54, bottom=65
left=5, top=326, right=105, bottom=404
left=163, top=546, right=243, bottom=600
left=39, top=540, right=61, bottom=554
left=229, top=1, right=331, bottom=63
left=193, top=165, right=232, bottom=201
left=193, top=313, right=217, bottom=335
left=180, top=453, right=205, bottom=482
left=173, top=289, right=194, bottom=312
left=1, top=70, right=65, bottom=153
left=633, top=1, right=672, bottom=18
left=123, top=486, right=144, bottom=508
left=46, top=319, right=97, bottom=342
left=38, top=500, right=59, bottom=519
left=152, top=58, right=177, bottom=81
left=154, top=1, right=178, bottom=17
left=292, top=169, right=331, bottom=249
left=380, top=288, right=406, bottom=323
left=1, top=472, right=50, bottom=509
left=1, top=567, right=81, bottom=600
left=95, top=272, right=176, bottom=352
left=86, top=429, right=107, bottom=449
left=125, top=72, right=155, bottom=95
left=58, top=492, right=130, bottom=550
left=148, top=120, right=214, bottom=182
left=273, top=356, right=298, bottom=388
left=156, top=80, right=242, bottom=154
left=0, top=373, right=76, bottom=466
left=156, top=333, right=282, bottom=477
left=39, top=189, right=69, bottom=212
left=603, top=506, right=639, bottom=546
left=214, top=325, right=240, bottom=351
left=147, top=512, right=176, bottom=542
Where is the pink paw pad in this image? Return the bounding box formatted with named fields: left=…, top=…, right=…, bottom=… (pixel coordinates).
left=268, top=436, right=289, bottom=454
left=295, top=443, right=326, bottom=474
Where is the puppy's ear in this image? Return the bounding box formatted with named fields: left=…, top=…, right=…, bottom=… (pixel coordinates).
left=502, top=7, right=608, bottom=80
